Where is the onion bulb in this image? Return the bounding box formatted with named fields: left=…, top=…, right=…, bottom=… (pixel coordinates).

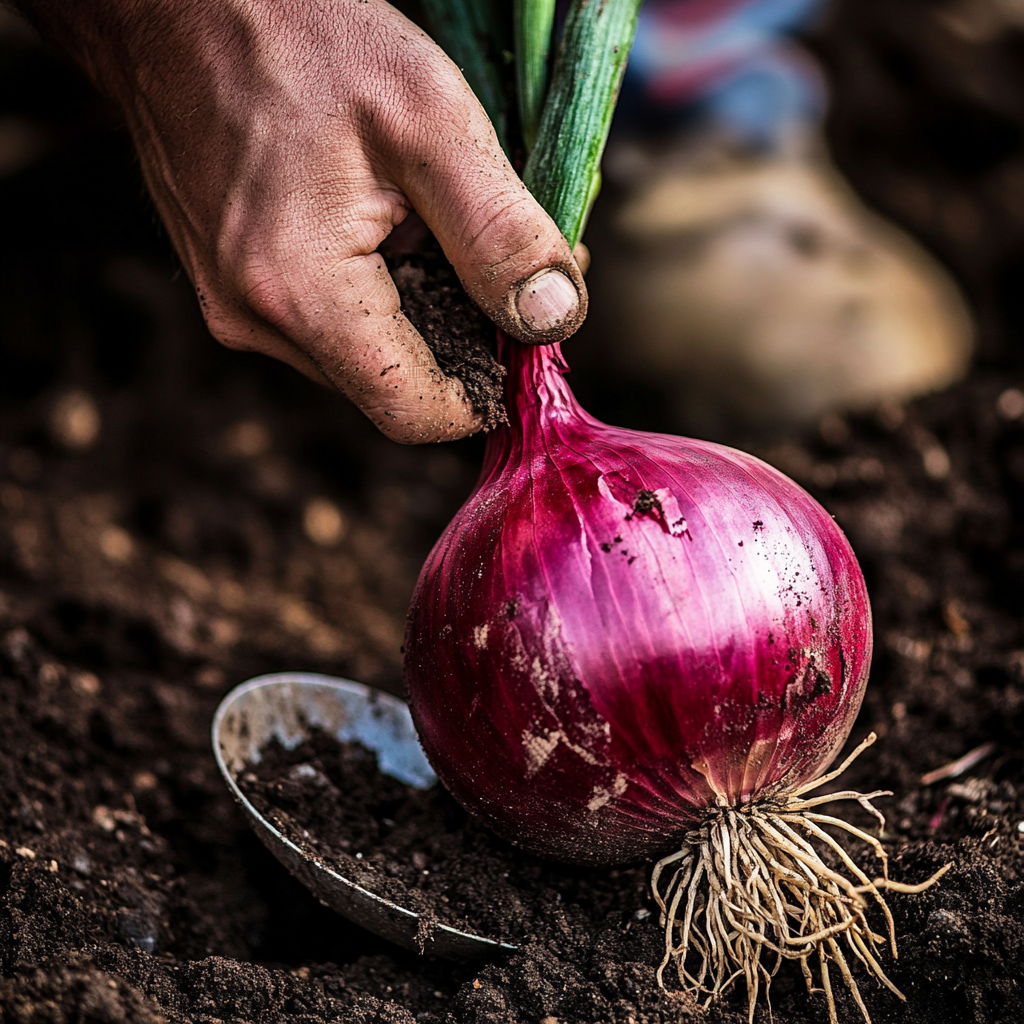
left=405, top=339, right=945, bottom=1023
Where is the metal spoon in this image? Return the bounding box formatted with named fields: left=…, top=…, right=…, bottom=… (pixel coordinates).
left=212, top=672, right=517, bottom=960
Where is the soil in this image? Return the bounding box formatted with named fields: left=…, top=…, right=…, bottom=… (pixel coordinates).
left=2, top=2, right=1024, bottom=1024
left=5, top=370, right=1024, bottom=1024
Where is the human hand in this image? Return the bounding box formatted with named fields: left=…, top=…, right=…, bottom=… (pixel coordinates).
left=18, top=0, right=587, bottom=442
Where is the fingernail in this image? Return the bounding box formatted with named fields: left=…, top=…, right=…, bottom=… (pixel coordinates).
left=516, top=269, right=579, bottom=333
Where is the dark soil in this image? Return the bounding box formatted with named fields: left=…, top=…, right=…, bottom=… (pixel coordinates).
left=2, top=2, right=1024, bottom=1023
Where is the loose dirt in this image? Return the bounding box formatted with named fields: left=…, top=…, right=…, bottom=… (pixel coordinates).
left=241, top=731, right=655, bottom=947
left=387, top=238, right=507, bottom=432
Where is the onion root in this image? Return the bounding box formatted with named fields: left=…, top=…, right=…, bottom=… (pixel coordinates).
left=651, top=734, right=950, bottom=1024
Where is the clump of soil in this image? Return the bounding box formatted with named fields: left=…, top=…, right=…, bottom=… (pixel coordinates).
left=388, top=237, right=508, bottom=431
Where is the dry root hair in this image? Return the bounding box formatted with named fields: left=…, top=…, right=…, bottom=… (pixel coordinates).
left=651, top=733, right=949, bottom=1024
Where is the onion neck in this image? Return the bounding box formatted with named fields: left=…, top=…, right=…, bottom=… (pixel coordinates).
left=475, top=0, right=641, bottom=482
left=479, top=335, right=585, bottom=482
left=501, top=335, right=580, bottom=427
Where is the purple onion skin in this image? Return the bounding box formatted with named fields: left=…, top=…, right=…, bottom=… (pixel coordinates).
left=405, top=341, right=872, bottom=866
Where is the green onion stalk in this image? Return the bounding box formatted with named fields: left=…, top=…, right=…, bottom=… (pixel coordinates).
left=421, top=0, right=642, bottom=248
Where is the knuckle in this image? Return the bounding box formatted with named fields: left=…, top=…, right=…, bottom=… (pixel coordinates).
left=194, top=276, right=281, bottom=357
left=235, top=262, right=296, bottom=332
left=212, top=203, right=394, bottom=333
left=218, top=222, right=303, bottom=331
left=462, top=192, right=565, bottom=289
left=209, top=198, right=312, bottom=329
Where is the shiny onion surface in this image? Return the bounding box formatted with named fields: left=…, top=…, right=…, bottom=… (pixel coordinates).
left=405, top=340, right=871, bottom=865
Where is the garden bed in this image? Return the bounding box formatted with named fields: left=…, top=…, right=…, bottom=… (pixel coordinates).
left=2, top=1, right=1024, bottom=1021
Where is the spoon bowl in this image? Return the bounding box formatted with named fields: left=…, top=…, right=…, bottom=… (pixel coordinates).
left=212, top=672, right=517, bottom=960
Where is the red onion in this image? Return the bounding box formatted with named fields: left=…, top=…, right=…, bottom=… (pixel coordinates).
left=405, top=340, right=944, bottom=1023
left=407, top=338, right=871, bottom=853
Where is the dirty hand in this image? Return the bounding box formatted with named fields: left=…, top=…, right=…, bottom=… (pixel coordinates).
left=17, top=0, right=587, bottom=442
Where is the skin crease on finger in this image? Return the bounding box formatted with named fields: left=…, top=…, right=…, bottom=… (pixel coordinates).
left=12, top=0, right=588, bottom=444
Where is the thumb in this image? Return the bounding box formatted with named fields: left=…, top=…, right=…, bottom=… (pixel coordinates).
left=391, top=83, right=587, bottom=345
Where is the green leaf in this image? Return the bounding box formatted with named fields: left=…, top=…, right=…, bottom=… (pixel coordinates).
left=514, top=0, right=556, bottom=153
left=523, top=0, right=642, bottom=248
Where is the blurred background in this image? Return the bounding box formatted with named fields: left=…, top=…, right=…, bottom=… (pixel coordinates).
left=576, top=0, right=1024, bottom=434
